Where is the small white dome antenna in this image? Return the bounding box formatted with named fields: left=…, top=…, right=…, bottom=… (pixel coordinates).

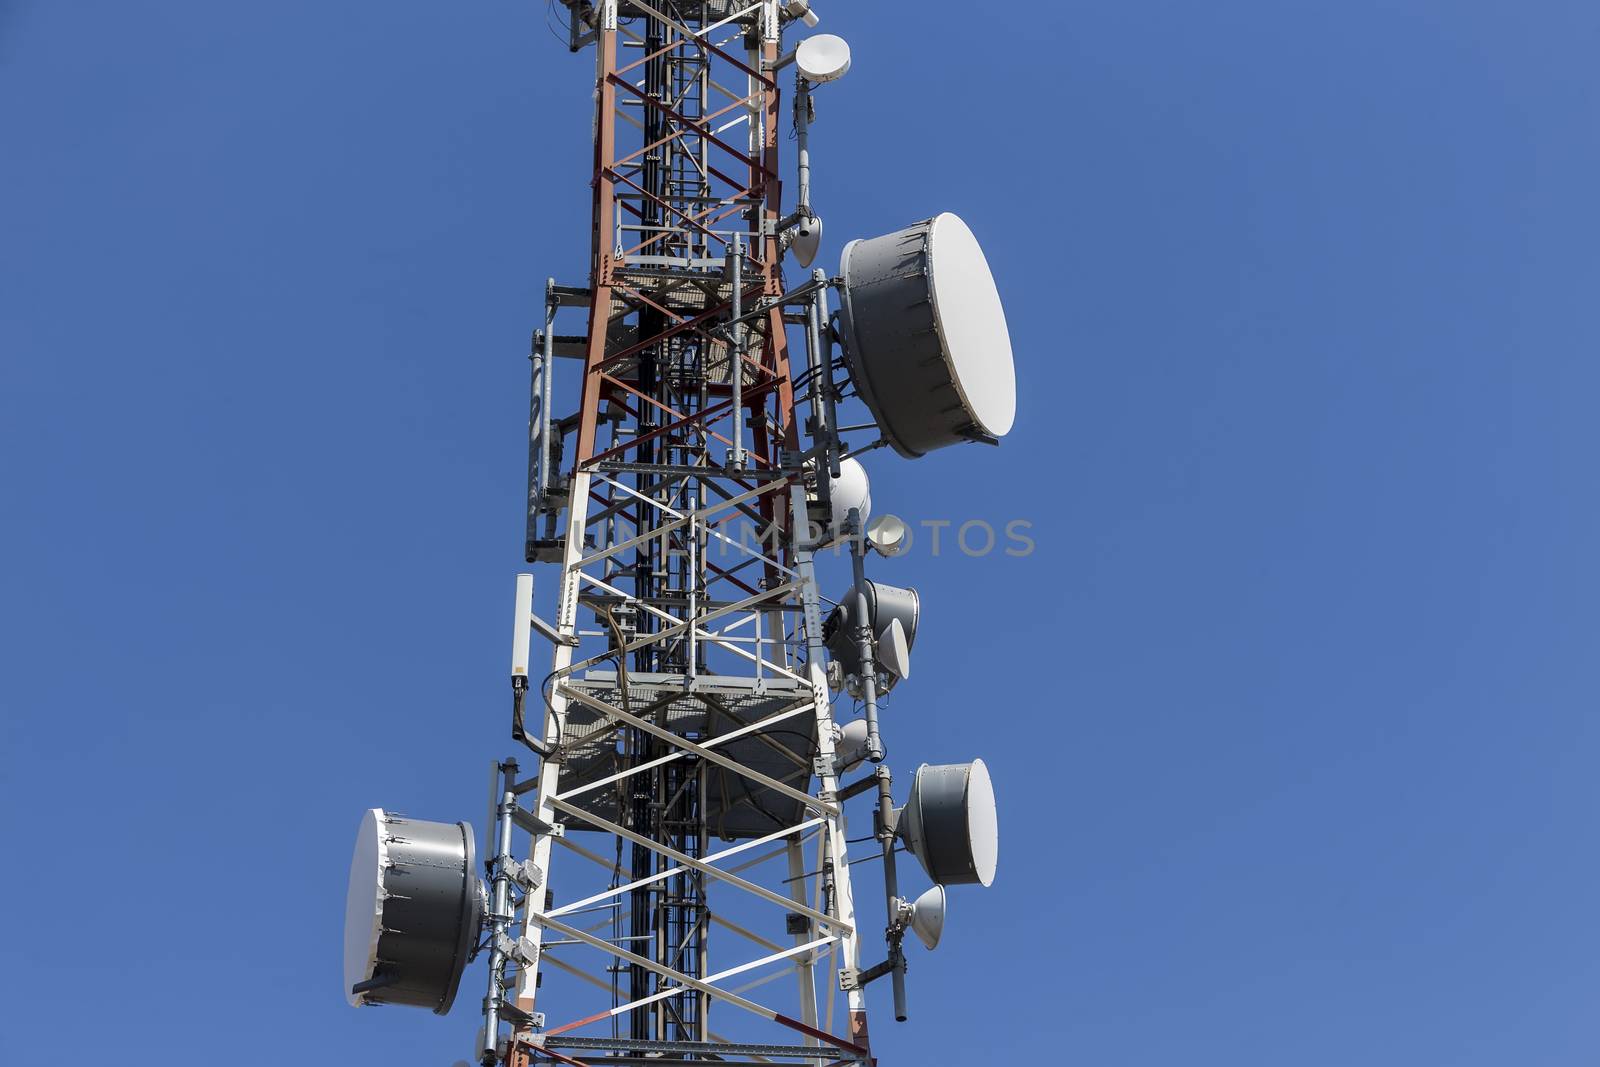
left=795, top=34, right=852, bottom=83
left=866, top=513, right=910, bottom=557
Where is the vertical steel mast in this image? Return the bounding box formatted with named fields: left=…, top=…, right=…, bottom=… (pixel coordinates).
left=506, top=3, right=870, bottom=1064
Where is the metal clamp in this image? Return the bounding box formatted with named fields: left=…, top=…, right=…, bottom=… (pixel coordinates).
left=510, top=804, right=565, bottom=838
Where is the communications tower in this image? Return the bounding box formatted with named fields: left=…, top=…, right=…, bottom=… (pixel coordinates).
left=341, top=4, right=1018, bottom=1066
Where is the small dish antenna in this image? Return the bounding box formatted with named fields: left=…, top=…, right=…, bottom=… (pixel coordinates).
left=827, top=456, right=872, bottom=538
left=900, top=885, right=947, bottom=951
left=866, top=513, right=909, bottom=557
left=833, top=717, right=876, bottom=772
left=791, top=213, right=822, bottom=268
left=878, top=617, right=911, bottom=681
left=796, top=34, right=852, bottom=83
left=897, top=759, right=999, bottom=887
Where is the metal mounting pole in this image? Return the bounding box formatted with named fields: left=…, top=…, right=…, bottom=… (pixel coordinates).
left=728, top=238, right=746, bottom=470
left=812, top=277, right=841, bottom=479
left=540, top=280, right=556, bottom=494
left=804, top=268, right=840, bottom=512
left=482, top=758, right=520, bottom=1065
left=848, top=510, right=884, bottom=763
left=874, top=766, right=908, bottom=1022
left=795, top=75, right=813, bottom=218
left=526, top=284, right=557, bottom=555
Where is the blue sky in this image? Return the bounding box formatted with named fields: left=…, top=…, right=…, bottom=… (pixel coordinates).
left=4, top=1, right=1598, bottom=1063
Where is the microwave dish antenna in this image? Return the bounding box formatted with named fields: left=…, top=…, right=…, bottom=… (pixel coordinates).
left=836, top=213, right=1017, bottom=457
left=898, top=759, right=999, bottom=888
left=791, top=212, right=823, bottom=267
left=796, top=33, right=852, bottom=83
left=866, top=513, right=910, bottom=557
left=897, top=885, right=948, bottom=951
left=344, top=809, right=482, bottom=1014
left=825, top=579, right=920, bottom=681
left=827, top=455, right=873, bottom=538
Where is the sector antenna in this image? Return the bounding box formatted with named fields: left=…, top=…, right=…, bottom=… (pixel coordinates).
left=340, top=4, right=1022, bottom=1065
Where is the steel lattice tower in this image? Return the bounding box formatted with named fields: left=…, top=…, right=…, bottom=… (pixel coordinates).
left=341, top=3, right=1013, bottom=1063
left=503, top=3, right=872, bottom=1064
